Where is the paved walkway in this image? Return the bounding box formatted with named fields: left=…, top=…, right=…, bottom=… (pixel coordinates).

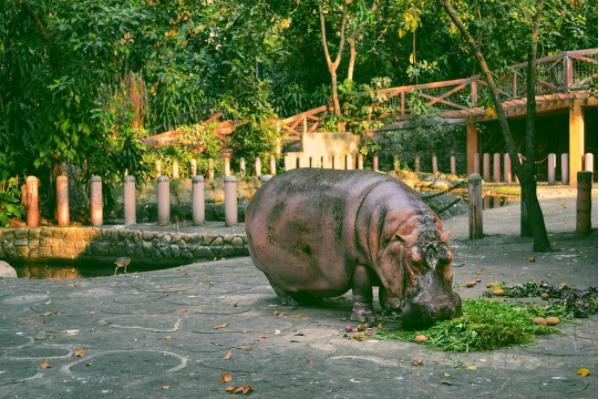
left=0, top=193, right=597, bottom=398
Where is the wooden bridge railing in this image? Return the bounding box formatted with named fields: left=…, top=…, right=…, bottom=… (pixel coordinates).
left=277, top=48, right=597, bottom=138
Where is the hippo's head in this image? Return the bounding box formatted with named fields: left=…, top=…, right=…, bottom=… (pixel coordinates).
left=375, top=212, right=462, bottom=329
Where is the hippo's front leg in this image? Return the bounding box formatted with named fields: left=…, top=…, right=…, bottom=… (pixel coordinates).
left=351, top=265, right=376, bottom=323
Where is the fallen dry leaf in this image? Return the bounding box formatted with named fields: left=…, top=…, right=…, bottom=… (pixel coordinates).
left=214, top=322, right=229, bottom=329
left=545, top=317, right=560, bottom=326
left=465, top=280, right=477, bottom=288
left=576, top=368, right=591, bottom=377
left=223, top=351, right=233, bottom=360
left=161, top=384, right=171, bottom=390
left=40, top=359, right=51, bottom=369
left=414, top=335, right=428, bottom=344
left=74, top=348, right=86, bottom=357
left=528, top=256, right=536, bottom=263
left=88, top=310, right=96, bottom=315
left=177, top=308, right=188, bottom=314
left=163, top=335, right=172, bottom=340
left=412, top=359, right=424, bottom=366
left=225, top=385, right=253, bottom=395
left=219, top=373, right=233, bottom=383
left=41, top=311, right=53, bottom=317
left=466, top=364, right=477, bottom=370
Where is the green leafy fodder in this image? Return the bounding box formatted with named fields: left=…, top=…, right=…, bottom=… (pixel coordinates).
left=376, top=299, right=561, bottom=352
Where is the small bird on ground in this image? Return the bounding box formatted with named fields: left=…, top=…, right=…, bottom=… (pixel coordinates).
left=114, top=257, right=131, bottom=276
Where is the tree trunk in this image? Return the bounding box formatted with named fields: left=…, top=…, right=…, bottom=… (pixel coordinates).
left=347, top=36, right=356, bottom=82
left=520, top=0, right=550, bottom=251
left=440, top=0, right=551, bottom=252
left=330, top=67, right=341, bottom=117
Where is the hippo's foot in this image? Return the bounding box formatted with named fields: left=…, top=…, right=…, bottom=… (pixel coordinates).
left=351, top=305, right=377, bottom=324
left=268, top=279, right=321, bottom=306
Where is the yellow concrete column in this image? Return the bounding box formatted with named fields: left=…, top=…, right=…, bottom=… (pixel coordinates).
left=569, top=101, right=585, bottom=187
left=466, top=122, right=478, bottom=175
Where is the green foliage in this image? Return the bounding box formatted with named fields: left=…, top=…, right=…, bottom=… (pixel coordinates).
left=376, top=299, right=564, bottom=352
left=0, top=177, right=24, bottom=227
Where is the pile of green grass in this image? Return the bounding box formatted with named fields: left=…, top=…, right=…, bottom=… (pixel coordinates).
left=376, top=299, right=565, bottom=352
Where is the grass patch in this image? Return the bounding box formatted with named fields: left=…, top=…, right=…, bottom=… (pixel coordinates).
left=375, top=299, right=566, bottom=352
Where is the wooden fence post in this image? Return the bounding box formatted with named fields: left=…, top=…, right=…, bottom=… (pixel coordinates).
left=190, top=159, right=197, bottom=177
left=493, top=153, right=501, bottom=182
left=239, top=157, right=246, bottom=175
left=548, top=153, right=556, bottom=185
left=482, top=153, right=490, bottom=181
left=224, top=176, right=238, bottom=226
left=124, top=175, right=136, bottom=225
left=414, top=156, right=420, bottom=173
left=270, top=155, right=277, bottom=175
left=561, top=153, right=569, bottom=184
left=192, top=175, right=205, bottom=226
left=504, top=153, right=512, bottom=183
left=157, top=176, right=170, bottom=226
left=576, top=171, right=592, bottom=234
left=208, top=159, right=215, bottom=180
left=89, top=175, right=103, bottom=226
left=56, top=175, right=69, bottom=226
left=26, top=176, right=39, bottom=227
left=373, top=155, right=379, bottom=172
left=432, top=154, right=438, bottom=174
left=450, top=155, right=456, bottom=175
left=468, top=173, right=483, bottom=239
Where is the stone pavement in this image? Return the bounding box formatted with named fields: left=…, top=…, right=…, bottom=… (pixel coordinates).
left=0, top=195, right=597, bottom=398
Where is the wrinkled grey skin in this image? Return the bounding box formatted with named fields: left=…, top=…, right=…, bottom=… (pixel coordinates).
left=246, top=169, right=461, bottom=328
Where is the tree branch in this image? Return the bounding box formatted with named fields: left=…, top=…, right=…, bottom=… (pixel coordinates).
left=318, top=4, right=333, bottom=67
left=439, top=0, right=520, bottom=175
left=19, top=0, right=53, bottom=43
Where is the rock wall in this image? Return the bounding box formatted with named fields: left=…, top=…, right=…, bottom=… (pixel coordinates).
left=0, top=227, right=248, bottom=266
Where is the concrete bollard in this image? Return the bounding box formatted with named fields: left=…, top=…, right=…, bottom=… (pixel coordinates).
left=561, top=153, right=569, bottom=184
left=56, top=175, right=69, bottom=226
left=157, top=176, right=170, bottom=226
left=224, top=154, right=231, bottom=177
left=482, top=153, right=490, bottom=181
left=270, top=155, right=277, bottom=175
left=192, top=175, right=205, bottom=226
left=584, top=153, right=594, bottom=176
left=172, top=161, right=179, bottom=179
left=393, top=155, right=400, bottom=174
left=493, top=153, right=501, bottom=182
left=504, top=153, right=512, bottom=183
left=208, top=159, right=215, bottom=180
left=414, top=156, right=420, bottom=173
left=548, top=153, right=556, bottom=185
left=89, top=175, right=103, bottom=226
left=346, top=154, right=354, bottom=170
left=373, top=155, right=379, bottom=172
left=190, top=159, right=197, bottom=177
left=468, top=174, right=483, bottom=239
left=473, top=153, right=480, bottom=174
left=26, top=176, right=39, bottom=227
left=357, top=154, right=364, bottom=170
left=450, top=155, right=456, bottom=176
left=155, top=160, right=162, bottom=177
left=576, top=171, right=592, bottom=234
left=124, top=175, right=136, bottom=225
left=432, top=154, right=438, bottom=174
left=239, top=158, right=246, bottom=175
left=255, top=156, right=262, bottom=176
left=224, top=176, right=238, bottom=226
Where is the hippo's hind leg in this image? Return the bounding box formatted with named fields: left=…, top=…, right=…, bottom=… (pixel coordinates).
left=351, top=265, right=376, bottom=323
left=266, top=276, right=322, bottom=306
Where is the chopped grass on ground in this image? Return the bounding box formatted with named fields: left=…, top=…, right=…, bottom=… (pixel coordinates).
left=375, top=299, right=567, bottom=352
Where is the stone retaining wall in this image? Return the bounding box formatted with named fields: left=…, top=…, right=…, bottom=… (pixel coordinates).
left=0, top=227, right=248, bottom=266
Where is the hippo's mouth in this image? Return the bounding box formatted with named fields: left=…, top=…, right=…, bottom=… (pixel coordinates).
left=400, top=292, right=462, bottom=330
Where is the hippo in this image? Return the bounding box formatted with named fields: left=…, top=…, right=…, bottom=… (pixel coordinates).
left=245, top=168, right=461, bottom=328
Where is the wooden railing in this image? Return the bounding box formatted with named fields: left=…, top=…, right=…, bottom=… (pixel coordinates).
left=277, top=48, right=597, bottom=138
